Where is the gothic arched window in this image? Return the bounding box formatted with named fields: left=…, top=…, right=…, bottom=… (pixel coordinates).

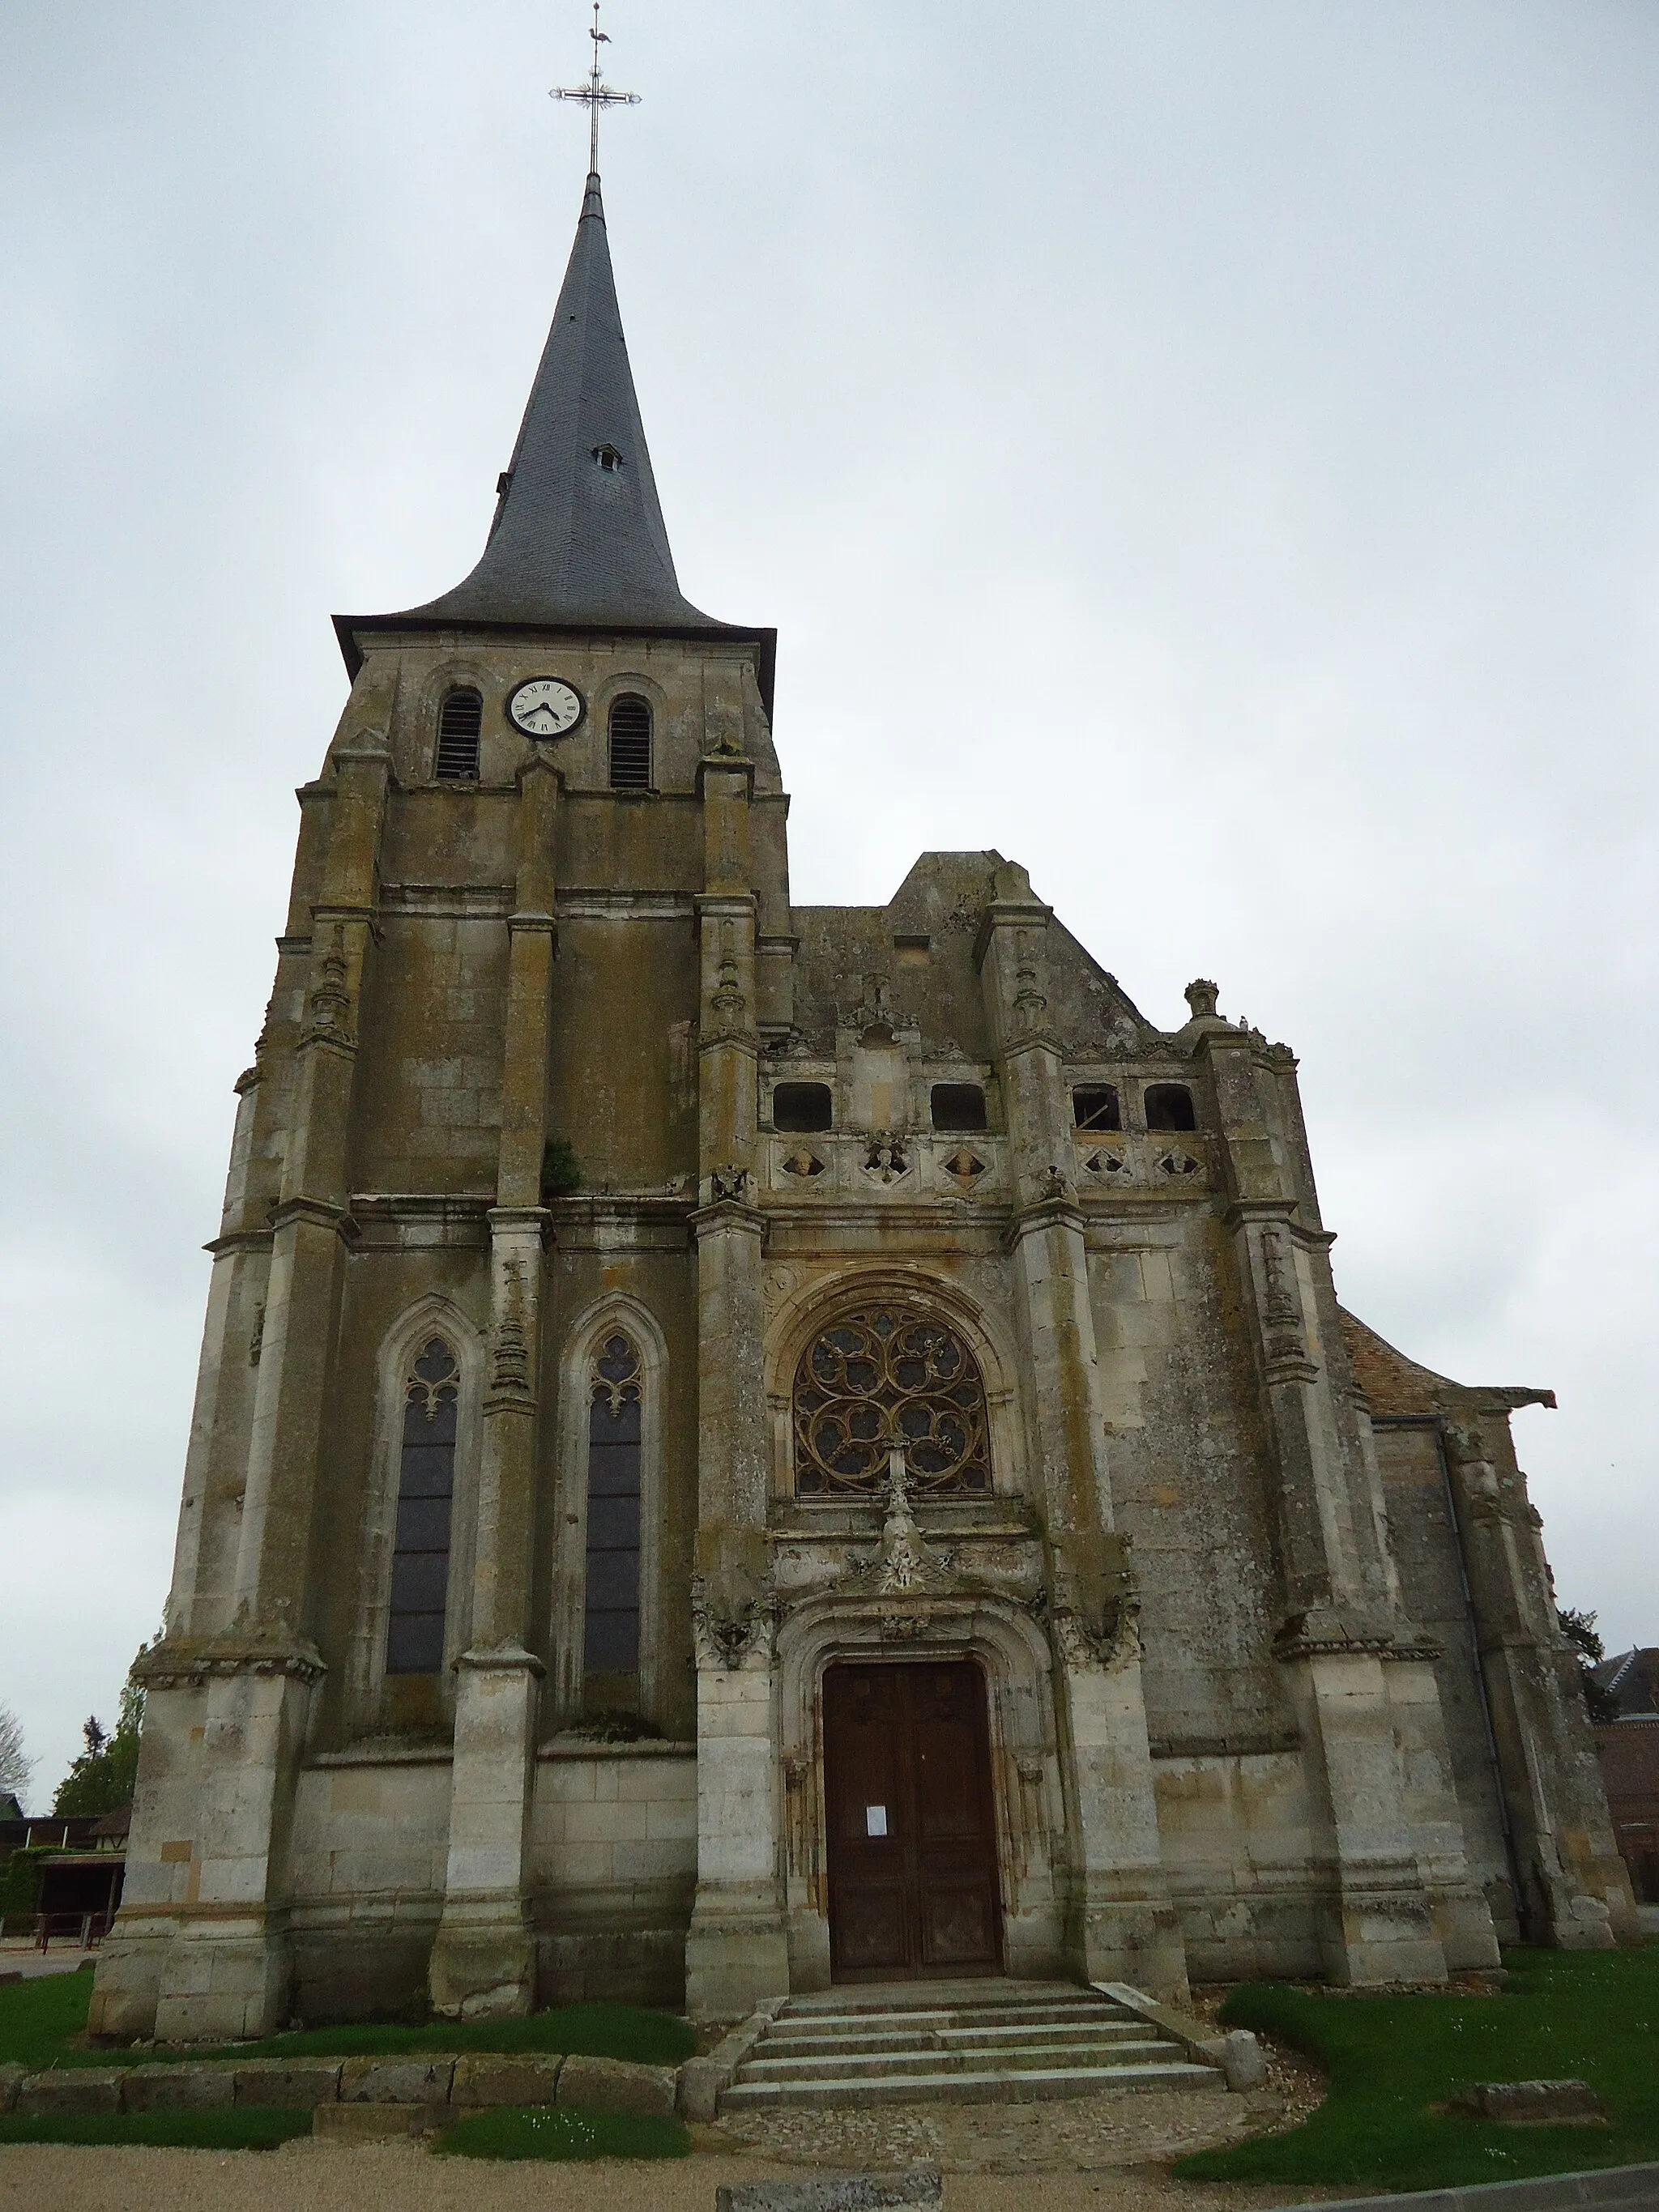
left=793, top=1306, right=991, bottom=1500
left=436, top=686, right=482, bottom=781
left=584, top=1333, right=642, bottom=1674
left=385, top=1337, right=460, bottom=1673
left=608, top=694, right=651, bottom=791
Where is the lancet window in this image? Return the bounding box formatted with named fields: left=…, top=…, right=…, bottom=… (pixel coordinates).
left=385, top=1336, right=460, bottom=1674
left=584, top=1334, right=643, bottom=1674
left=793, top=1306, right=991, bottom=1499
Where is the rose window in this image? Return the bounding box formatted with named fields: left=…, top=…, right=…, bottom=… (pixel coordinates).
left=793, top=1306, right=991, bottom=1498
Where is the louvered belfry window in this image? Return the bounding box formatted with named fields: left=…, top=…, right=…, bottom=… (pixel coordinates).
left=584, top=1334, right=643, bottom=1675
left=608, top=693, right=652, bottom=790
left=435, top=687, right=483, bottom=781
left=386, top=1338, right=459, bottom=1673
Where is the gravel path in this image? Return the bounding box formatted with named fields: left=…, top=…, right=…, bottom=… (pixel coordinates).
left=0, top=2139, right=1360, bottom=2212
left=0, top=2021, right=1347, bottom=2211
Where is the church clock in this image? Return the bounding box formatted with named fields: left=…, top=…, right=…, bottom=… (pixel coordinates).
left=507, top=676, right=584, bottom=737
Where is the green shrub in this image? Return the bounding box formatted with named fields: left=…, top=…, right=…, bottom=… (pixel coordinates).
left=0, top=1970, right=695, bottom=2073
left=0, top=2108, right=311, bottom=2150
left=436, top=2103, right=689, bottom=2161
left=0, top=1846, right=49, bottom=1922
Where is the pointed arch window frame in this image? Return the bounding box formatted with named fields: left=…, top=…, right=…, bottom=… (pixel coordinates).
left=552, top=1297, right=667, bottom=1724
left=765, top=1272, right=1026, bottom=1511
left=350, top=1295, right=485, bottom=1726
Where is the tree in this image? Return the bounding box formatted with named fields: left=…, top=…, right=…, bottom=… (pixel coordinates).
left=52, top=1655, right=147, bottom=1818
left=0, top=1702, right=33, bottom=1810
left=1559, top=1605, right=1621, bottom=1725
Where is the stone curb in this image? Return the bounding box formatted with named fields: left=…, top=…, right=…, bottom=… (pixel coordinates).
left=1264, top=2163, right=1659, bottom=2210
left=717, top=2167, right=943, bottom=2212
left=1091, top=1980, right=1264, bottom=2091
left=682, top=2009, right=778, bottom=2123
left=10, top=2048, right=680, bottom=2120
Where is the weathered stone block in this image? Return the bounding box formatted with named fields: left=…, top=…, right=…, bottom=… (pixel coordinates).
left=557, top=2052, right=677, bottom=2117
left=339, top=2055, right=455, bottom=2103
left=233, top=2060, right=343, bottom=2107
left=677, top=2007, right=771, bottom=2121
left=123, top=2062, right=237, bottom=2110
left=1452, top=2078, right=1604, bottom=2123
left=450, top=2052, right=565, bottom=2106
left=715, top=2168, right=942, bottom=2212
left=18, top=2069, right=126, bottom=2115
left=0, top=2063, right=26, bottom=2113
left=676, top=2056, right=730, bottom=2125
left=1218, top=2028, right=1265, bottom=2092
left=313, top=2100, right=431, bottom=2141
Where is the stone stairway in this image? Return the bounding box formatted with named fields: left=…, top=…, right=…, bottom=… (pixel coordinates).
left=719, top=1979, right=1224, bottom=2111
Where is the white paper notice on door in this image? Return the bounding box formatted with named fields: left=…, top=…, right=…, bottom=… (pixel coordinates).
left=865, top=1804, right=888, bottom=1837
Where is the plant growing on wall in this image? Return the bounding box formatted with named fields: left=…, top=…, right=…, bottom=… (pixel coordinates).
left=540, top=1139, right=582, bottom=1200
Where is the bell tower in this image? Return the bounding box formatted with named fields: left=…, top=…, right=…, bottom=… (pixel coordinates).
left=93, top=115, right=786, bottom=2030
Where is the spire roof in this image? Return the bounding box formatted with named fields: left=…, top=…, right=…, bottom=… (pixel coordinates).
left=336, top=169, right=772, bottom=688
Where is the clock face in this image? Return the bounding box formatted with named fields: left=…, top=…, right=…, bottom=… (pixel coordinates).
left=507, top=676, right=583, bottom=739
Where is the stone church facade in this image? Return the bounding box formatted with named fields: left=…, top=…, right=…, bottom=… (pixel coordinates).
left=93, top=170, right=1636, bottom=2042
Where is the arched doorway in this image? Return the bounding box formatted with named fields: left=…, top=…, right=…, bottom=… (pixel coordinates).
left=822, top=1658, right=1003, bottom=1981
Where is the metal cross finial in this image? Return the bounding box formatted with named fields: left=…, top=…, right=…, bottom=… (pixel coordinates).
left=551, top=0, right=640, bottom=176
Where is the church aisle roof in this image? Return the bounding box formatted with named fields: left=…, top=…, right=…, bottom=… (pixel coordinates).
left=339, top=170, right=753, bottom=665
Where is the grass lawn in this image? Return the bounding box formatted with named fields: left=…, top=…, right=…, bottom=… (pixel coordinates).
left=0, top=1971, right=693, bottom=2073
left=436, top=2103, right=690, bottom=2161
left=1176, top=1945, right=1659, bottom=2195
left=0, top=2107, right=312, bottom=2150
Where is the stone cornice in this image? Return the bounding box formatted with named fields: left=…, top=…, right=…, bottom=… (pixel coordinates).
left=487, top=1204, right=552, bottom=1244
left=1003, top=1195, right=1086, bottom=1247
left=269, top=1197, right=355, bottom=1238
left=454, top=1642, right=545, bottom=1678
left=203, top=1227, right=275, bottom=1258
left=1273, top=1607, right=1442, bottom=1665
left=690, top=1196, right=766, bottom=1238
left=695, top=752, right=756, bottom=800
left=134, top=1632, right=326, bottom=1690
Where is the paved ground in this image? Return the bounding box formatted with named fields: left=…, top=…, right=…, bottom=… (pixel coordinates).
left=0, top=2042, right=1354, bottom=2212
left=0, top=2138, right=1363, bottom=2212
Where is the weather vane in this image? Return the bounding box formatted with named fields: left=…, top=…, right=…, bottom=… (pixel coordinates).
left=551, top=0, right=640, bottom=175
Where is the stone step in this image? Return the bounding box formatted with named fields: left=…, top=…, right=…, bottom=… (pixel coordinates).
left=740, top=2036, right=1175, bottom=2084
left=759, top=2019, right=1151, bottom=2061
left=767, top=2001, right=1134, bottom=2037
left=720, top=2060, right=1221, bottom=2110
left=781, top=1984, right=1103, bottom=2017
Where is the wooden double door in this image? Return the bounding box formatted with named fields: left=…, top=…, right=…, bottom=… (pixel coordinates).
left=823, top=1660, right=1003, bottom=1980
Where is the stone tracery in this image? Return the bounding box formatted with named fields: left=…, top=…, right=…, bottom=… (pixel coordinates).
left=793, top=1305, right=991, bottom=1498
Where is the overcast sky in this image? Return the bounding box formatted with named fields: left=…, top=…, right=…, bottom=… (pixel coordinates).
left=2, top=0, right=1656, bottom=1809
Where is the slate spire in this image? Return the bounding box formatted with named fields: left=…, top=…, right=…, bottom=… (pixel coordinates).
left=395, top=169, right=721, bottom=631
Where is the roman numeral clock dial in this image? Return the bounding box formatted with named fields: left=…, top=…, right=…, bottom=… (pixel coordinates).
left=507, top=676, right=584, bottom=738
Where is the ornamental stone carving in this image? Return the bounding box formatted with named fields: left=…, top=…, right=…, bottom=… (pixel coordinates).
left=690, top=1574, right=777, bottom=1669
left=793, top=1307, right=991, bottom=1498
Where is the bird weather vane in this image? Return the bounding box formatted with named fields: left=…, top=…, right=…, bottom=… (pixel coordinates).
left=552, top=0, right=640, bottom=174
